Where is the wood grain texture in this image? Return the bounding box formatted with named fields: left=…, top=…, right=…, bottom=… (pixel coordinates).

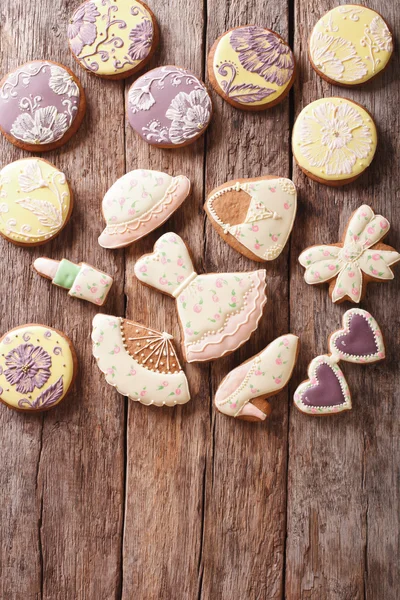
left=286, top=1, right=400, bottom=599
left=0, top=0, right=398, bottom=599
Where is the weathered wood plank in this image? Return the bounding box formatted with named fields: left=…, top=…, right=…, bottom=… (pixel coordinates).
left=121, top=1, right=209, bottom=598
left=286, top=1, right=400, bottom=599
left=0, top=1, right=126, bottom=598
left=199, top=2, right=292, bottom=598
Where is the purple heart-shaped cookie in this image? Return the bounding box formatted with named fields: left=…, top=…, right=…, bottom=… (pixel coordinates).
left=333, top=314, right=377, bottom=356
left=294, top=356, right=352, bottom=415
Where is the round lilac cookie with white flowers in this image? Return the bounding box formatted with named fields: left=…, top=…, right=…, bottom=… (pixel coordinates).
left=0, top=324, right=77, bottom=412
left=0, top=60, right=86, bottom=152
left=208, top=26, right=295, bottom=111
left=68, top=0, right=159, bottom=80
left=127, top=66, right=213, bottom=148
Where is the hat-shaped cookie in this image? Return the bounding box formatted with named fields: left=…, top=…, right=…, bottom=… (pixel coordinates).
left=134, top=232, right=267, bottom=362
left=92, top=314, right=190, bottom=406
left=98, top=169, right=190, bottom=249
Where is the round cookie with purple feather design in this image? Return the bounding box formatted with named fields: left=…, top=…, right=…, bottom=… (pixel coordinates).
left=208, top=25, right=296, bottom=111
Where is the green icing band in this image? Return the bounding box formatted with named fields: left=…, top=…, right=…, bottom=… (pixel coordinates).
left=53, top=259, right=81, bottom=289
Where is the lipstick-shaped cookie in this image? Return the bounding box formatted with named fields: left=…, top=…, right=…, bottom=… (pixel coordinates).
left=33, top=258, right=113, bottom=306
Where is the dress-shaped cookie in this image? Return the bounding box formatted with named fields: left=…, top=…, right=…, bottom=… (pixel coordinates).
left=98, top=169, right=191, bottom=249
left=33, top=258, right=113, bottom=306
left=0, top=324, right=77, bottom=412
left=127, top=66, right=212, bottom=148
left=309, top=6, right=393, bottom=87
left=0, top=159, right=73, bottom=246
left=205, top=176, right=297, bottom=261
left=92, top=314, right=190, bottom=406
left=215, top=334, right=299, bottom=421
left=68, top=0, right=159, bottom=79
left=134, top=233, right=267, bottom=362
left=299, top=205, right=400, bottom=303
left=208, top=26, right=295, bottom=110
left=0, top=60, right=85, bottom=151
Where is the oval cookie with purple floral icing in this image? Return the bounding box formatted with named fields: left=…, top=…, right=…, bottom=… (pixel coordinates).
left=0, top=324, right=77, bottom=412
left=68, top=0, right=159, bottom=80
left=208, top=26, right=295, bottom=111
left=127, top=66, right=212, bottom=148
left=0, top=60, right=85, bottom=152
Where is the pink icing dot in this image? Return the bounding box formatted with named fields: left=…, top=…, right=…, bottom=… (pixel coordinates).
left=352, top=287, right=359, bottom=296
left=100, top=278, right=107, bottom=285
left=378, top=351, right=384, bottom=358
left=179, top=295, right=185, bottom=303
left=372, top=253, right=381, bottom=261
left=91, top=287, right=98, bottom=293
left=177, top=275, right=184, bottom=283
left=140, top=390, right=146, bottom=397
left=95, top=298, right=102, bottom=305
left=162, top=381, right=169, bottom=387
left=284, top=202, right=290, bottom=210
left=314, top=271, right=320, bottom=279
left=193, top=304, right=202, bottom=313
left=156, top=177, right=164, bottom=186
left=380, top=219, right=388, bottom=230
left=107, top=367, right=114, bottom=375
left=159, top=276, right=168, bottom=285
left=250, top=387, right=257, bottom=394
left=197, top=285, right=204, bottom=292
left=372, top=268, right=378, bottom=276
left=130, top=368, right=136, bottom=376
left=169, top=235, right=177, bottom=243
left=216, top=278, right=223, bottom=288
left=75, top=285, right=81, bottom=292
left=212, top=294, right=219, bottom=302
left=119, top=197, right=125, bottom=206
left=367, top=227, right=374, bottom=234
left=139, top=265, right=147, bottom=273
left=98, top=335, right=104, bottom=343
left=254, top=243, right=261, bottom=250
left=128, top=208, right=135, bottom=215
left=270, top=187, right=276, bottom=193
left=251, top=224, right=259, bottom=232
left=323, top=250, right=330, bottom=257
left=271, top=234, right=278, bottom=242
left=214, top=313, right=220, bottom=320
left=142, top=191, right=148, bottom=198
left=282, top=338, right=289, bottom=347
left=177, top=258, right=184, bottom=266
left=254, top=370, right=262, bottom=376
left=114, top=345, right=120, bottom=354
left=348, top=271, right=355, bottom=278
left=161, top=256, right=167, bottom=264
left=275, top=378, right=282, bottom=385
left=186, top=328, right=193, bottom=336
left=175, top=388, right=181, bottom=395
left=328, top=264, right=336, bottom=271
left=275, top=357, right=282, bottom=365
left=231, top=296, right=236, bottom=303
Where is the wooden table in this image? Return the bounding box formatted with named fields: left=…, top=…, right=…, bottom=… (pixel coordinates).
left=1, top=1, right=398, bottom=598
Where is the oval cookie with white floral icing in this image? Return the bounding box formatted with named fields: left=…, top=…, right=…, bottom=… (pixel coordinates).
left=127, top=66, right=212, bottom=148
left=292, top=97, right=377, bottom=185
left=0, top=324, right=77, bottom=412
left=215, top=334, right=299, bottom=422
left=208, top=26, right=295, bottom=110
left=0, top=60, right=85, bottom=151
left=68, top=0, right=159, bottom=80
left=92, top=314, right=190, bottom=407
left=205, top=176, right=297, bottom=261
left=309, top=6, right=393, bottom=87
left=0, top=158, right=73, bottom=247
left=299, top=205, right=400, bottom=304
left=98, top=169, right=191, bottom=248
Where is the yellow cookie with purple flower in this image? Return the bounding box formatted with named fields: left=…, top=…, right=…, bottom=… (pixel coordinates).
left=0, top=324, right=77, bottom=412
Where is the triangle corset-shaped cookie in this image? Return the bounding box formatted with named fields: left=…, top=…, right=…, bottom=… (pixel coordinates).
left=205, top=176, right=297, bottom=261
left=215, top=334, right=299, bottom=421
left=92, top=314, right=190, bottom=406
left=134, top=232, right=268, bottom=362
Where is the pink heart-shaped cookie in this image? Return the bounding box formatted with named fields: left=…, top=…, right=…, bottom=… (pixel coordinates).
left=294, top=355, right=351, bottom=415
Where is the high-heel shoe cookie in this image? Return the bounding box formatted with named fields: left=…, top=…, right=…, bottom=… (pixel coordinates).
left=215, top=334, right=299, bottom=421
left=134, top=232, right=267, bottom=362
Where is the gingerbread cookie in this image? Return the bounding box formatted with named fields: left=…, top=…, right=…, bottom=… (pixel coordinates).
left=215, top=334, right=299, bottom=422
left=208, top=26, right=295, bottom=111
left=33, top=258, right=113, bottom=306
left=68, top=0, right=159, bottom=80
left=98, top=169, right=191, bottom=249
left=127, top=66, right=212, bottom=148
left=134, top=232, right=267, bottom=362
left=292, top=97, right=377, bottom=186
left=0, top=324, right=77, bottom=412
left=299, top=205, right=400, bottom=304
left=0, top=60, right=85, bottom=151
left=309, top=6, right=393, bottom=87
left=0, top=158, right=73, bottom=246
left=205, top=176, right=297, bottom=261
left=294, top=309, right=384, bottom=415
left=92, top=314, right=190, bottom=406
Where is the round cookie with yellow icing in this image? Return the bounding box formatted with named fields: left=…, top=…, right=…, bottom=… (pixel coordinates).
left=309, top=6, right=393, bottom=87
left=0, top=158, right=73, bottom=246
left=208, top=25, right=295, bottom=111
left=0, top=324, right=77, bottom=412
left=292, top=97, right=377, bottom=186
left=68, top=0, right=159, bottom=80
